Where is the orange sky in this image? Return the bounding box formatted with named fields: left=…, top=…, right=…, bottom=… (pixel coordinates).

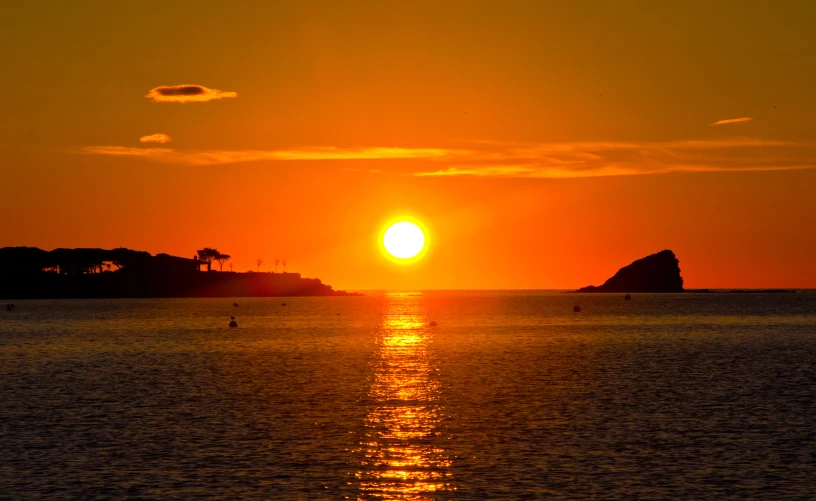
left=1, top=1, right=815, bottom=289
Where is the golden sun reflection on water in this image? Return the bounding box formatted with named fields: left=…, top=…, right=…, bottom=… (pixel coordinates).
left=356, top=292, right=453, bottom=499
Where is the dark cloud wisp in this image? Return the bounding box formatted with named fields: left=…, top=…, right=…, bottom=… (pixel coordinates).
left=145, top=84, right=238, bottom=103
left=156, top=85, right=206, bottom=97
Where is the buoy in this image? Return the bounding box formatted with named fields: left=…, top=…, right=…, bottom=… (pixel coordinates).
left=573, top=305, right=581, bottom=312
left=229, top=320, right=238, bottom=328
left=624, top=294, right=631, bottom=300
left=281, top=302, right=287, bottom=306
left=336, top=313, right=340, bottom=315
left=233, top=303, right=239, bottom=307
left=429, top=321, right=438, bottom=327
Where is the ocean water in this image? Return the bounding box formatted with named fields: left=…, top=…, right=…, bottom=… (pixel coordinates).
left=1, top=291, right=815, bottom=500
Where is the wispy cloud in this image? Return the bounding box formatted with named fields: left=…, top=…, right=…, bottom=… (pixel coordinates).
left=416, top=165, right=641, bottom=178
left=145, top=84, right=238, bottom=103
left=78, top=146, right=458, bottom=166
left=77, top=138, right=815, bottom=178
left=80, top=146, right=175, bottom=160
left=710, top=117, right=753, bottom=126
left=139, top=133, right=171, bottom=144
left=414, top=138, right=815, bottom=178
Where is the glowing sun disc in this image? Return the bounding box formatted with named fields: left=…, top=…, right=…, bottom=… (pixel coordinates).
left=383, top=222, right=425, bottom=259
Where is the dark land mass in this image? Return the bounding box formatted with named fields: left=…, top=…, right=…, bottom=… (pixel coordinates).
left=686, top=289, right=799, bottom=293
left=575, top=249, right=684, bottom=293
left=0, top=247, right=358, bottom=299
left=573, top=250, right=799, bottom=293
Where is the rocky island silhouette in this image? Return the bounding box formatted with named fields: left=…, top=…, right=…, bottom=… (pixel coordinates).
left=576, top=249, right=685, bottom=293
left=573, top=250, right=799, bottom=293
left=0, top=247, right=357, bottom=299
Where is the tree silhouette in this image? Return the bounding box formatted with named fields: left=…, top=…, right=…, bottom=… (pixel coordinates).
left=215, top=253, right=231, bottom=272
left=256, top=258, right=263, bottom=272
left=283, top=259, right=287, bottom=272
left=275, top=258, right=280, bottom=273
left=197, top=248, right=219, bottom=272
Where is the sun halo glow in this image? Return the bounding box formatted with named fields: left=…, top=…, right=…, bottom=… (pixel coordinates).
left=383, top=221, right=426, bottom=260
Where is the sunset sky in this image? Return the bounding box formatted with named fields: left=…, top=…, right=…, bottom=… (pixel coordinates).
left=1, top=1, right=815, bottom=289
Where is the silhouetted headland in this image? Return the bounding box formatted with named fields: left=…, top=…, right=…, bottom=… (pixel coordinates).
left=575, top=249, right=684, bottom=293
left=0, top=247, right=359, bottom=299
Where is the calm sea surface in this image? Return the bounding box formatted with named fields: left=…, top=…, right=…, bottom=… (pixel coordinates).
left=1, top=291, right=815, bottom=500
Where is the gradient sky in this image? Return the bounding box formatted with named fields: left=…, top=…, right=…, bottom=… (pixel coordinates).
left=1, top=1, right=815, bottom=289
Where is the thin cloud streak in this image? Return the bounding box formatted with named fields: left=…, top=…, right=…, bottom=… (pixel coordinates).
left=80, top=146, right=175, bottom=159
left=710, top=117, right=753, bottom=126
left=414, top=138, right=815, bottom=178
left=416, top=165, right=642, bottom=178
left=78, top=138, right=815, bottom=178
left=145, top=84, right=238, bottom=103
left=139, top=133, right=171, bottom=144
left=418, top=164, right=815, bottom=179
left=78, top=146, right=459, bottom=165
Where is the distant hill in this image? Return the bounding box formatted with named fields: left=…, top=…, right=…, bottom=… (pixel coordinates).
left=576, top=250, right=684, bottom=293
left=0, top=247, right=357, bottom=299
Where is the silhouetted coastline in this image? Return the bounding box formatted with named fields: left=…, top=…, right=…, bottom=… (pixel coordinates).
left=0, top=247, right=359, bottom=299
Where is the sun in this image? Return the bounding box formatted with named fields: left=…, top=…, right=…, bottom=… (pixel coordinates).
left=383, top=221, right=425, bottom=259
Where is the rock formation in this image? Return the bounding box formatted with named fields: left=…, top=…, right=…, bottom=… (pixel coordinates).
left=576, top=250, right=684, bottom=293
